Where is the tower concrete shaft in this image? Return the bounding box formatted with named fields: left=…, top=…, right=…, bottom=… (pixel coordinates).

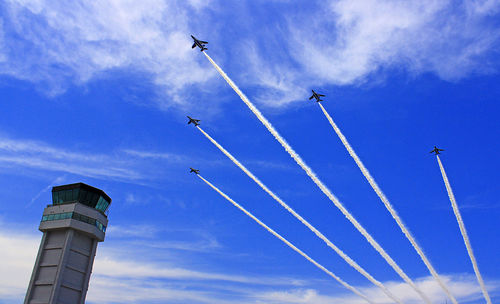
left=24, top=183, right=111, bottom=304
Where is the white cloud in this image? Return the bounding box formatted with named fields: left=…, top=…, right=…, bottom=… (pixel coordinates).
left=2, top=1, right=499, bottom=109
left=1, top=220, right=497, bottom=304
left=0, top=222, right=303, bottom=303
left=0, top=134, right=227, bottom=184
left=258, top=275, right=499, bottom=304
left=465, top=0, right=500, bottom=16
left=106, top=224, right=161, bottom=238
left=248, top=0, right=500, bottom=107
left=0, top=0, right=216, bottom=104
left=122, top=149, right=188, bottom=162
left=242, top=42, right=310, bottom=107
left=0, top=19, right=6, bottom=63
left=0, top=135, right=194, bottom=183
left=0, top=135, right=241, bottom=186
left=0, top=231, right=39, bottom=301
left=0, top=136, right=143, bottom=180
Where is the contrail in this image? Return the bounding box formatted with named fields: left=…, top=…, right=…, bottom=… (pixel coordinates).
left=196, top=126, right=402, bottom=304
left=436, top=155, right=491, bottom=304
left=26, top=175, right=66, bottom=208
left=318, top=102, right=458, bottom=304
left=203, top=52, right=431, bottom=304
left=196, top=174, right=374, bottom=304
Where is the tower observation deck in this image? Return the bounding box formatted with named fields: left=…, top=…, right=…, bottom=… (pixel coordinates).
left=24, top=183, right=111, bottom=304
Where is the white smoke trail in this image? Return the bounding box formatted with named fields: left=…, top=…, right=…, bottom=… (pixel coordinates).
left=196, top=126, right=402, bottom=304
left=26, top=175, right=67, bottom=208
left=318, top=103, right=458, bottom=304
left=203, top=52, right=432, bottom=304
left=196, top=174, right=374, bottom=304
left=436, top=155, right=491, bottom=304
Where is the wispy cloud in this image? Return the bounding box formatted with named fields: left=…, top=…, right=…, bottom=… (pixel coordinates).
left=0, top=230, right=39, bottom=303
left=0, top=18, right=6, bottom=63
left=1, top=220, right=498, bottom=304
left=245, top=0, right=500, bottom=107
left=106, top=224, right=162, bottom=239
left=256, top=274, right=498, bottom=304
left=0, top=136, right=144, bottom=181
left=123, top=149, right=189, bottom=162
left=124, top=148, right=293, bottom=173
left=2, top=1, right=498, bottom=109
left=26, top=174, right=66, bottom=208
left=0, top=136, right=200, bottom=184
left=0, top=135, right=288, bottom=188
left=0, top=222, right=304, bottom=304
left=0, top=0, right=216, bottom=105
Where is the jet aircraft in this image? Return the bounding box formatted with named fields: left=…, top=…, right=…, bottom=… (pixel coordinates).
left=309, top=90, right=325, bottom=102
left=430, top=146, right=445, bottom=155
left=187, top=116, right=200, bottom=126
left=190, top=168, right=200, bottom=174
left=191, top=35, right=208, bottom=51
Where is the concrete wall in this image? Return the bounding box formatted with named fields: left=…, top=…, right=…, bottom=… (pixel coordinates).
left=24, top=203, right=105, bottom=304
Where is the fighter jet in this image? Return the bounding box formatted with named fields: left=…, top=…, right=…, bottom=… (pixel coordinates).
left=190, top=168, right=200, bottom=174
left=430, top=146, right=445, bottom=155
left=187, top=116, right=200, bottom=126
left=309, top=90, right=325, bottom=102
left=191, top=35, right=208, bottom=51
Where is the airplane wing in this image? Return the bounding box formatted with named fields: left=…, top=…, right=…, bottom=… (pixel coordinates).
left=192, top=43, right=196, bottom=49
left=199, top=41, right=208, bottom=44
left=438, top=149, right=445, bottom=151
left=309, top=96, right=314, bottom=100
left=318, top=94, right=325, bottom=97
left=429, top=150, right=434, bottom=153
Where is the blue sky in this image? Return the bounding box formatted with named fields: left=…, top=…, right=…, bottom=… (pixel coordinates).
left=0, top=0, right=499, bottom=303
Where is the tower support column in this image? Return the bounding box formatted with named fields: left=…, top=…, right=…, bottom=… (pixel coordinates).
left=24, top=183, right=111, bottom=304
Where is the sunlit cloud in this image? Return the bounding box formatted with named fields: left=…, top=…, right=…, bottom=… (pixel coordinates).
left=247, top=0, right=500, bottom=107
left=2, top=1, right=499, bottom=109
left=0, top=0, right=216, bottom=105
left=1, top=220, right=497, bottom=304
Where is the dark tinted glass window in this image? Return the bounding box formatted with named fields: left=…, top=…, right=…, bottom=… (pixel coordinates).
left=90, top=192, right=99, bottom=206
left=41, top=211, right=106, bottom=232
left=80, top=215, right=89, bottom=223
left=79, top=189, right=89, bottom=204
left=66, top=190, right=72, bottom=201
left=53, top=192, right=60, bottom=204
left=56, top=192, right=63, bottom=204
left=60, top=190, right=67, bottom=202
left=68, top=189, right=73, bottom=201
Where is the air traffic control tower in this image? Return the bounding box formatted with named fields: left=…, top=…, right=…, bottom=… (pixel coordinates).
left=24, top=183, right=111, bottom=304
